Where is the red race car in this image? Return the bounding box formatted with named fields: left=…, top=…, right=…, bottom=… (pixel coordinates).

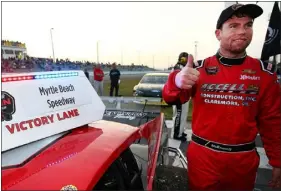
left=1, top=71, right=187, bottom=191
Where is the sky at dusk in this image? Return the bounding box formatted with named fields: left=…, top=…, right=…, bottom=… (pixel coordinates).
left=2, top=1, right=277, bottom=69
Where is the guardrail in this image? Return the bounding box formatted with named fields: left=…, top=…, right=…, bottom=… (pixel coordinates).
left=88, top=70, right=171, bottom=76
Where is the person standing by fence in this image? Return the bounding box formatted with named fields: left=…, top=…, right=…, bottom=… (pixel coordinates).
left=93, top=63, right=104, bottom=96
left=109, top=62, right=121, bottom=97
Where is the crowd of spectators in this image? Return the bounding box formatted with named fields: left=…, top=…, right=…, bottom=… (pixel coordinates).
left=1, top=56, right=155, bottom=73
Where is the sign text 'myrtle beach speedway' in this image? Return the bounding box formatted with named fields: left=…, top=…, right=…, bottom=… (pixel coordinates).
left=38, top=84, right=76, bottom=109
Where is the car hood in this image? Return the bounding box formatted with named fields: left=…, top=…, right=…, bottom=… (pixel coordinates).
left=136, top=83, right=164, bottom=90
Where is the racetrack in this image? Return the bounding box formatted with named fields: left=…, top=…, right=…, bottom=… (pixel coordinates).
left=88, top=72, right=145, bottom=83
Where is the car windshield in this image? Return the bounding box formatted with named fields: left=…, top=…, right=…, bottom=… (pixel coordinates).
left=140, top=75, right=168, bottom=84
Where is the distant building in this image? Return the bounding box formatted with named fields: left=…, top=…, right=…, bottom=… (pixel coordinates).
left=1, top=40, right=27, bottom=59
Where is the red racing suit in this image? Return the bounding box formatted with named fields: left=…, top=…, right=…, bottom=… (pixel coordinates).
left=163, top=54, right=281, bottom=190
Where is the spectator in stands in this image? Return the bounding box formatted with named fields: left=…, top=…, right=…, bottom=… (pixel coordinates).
left=93, top=63, right=104, bottom=96
left=109, top=62, right=120, bottom=97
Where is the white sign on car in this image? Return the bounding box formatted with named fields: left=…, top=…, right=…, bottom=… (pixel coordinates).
left=1, top=71, right=105, bottom=151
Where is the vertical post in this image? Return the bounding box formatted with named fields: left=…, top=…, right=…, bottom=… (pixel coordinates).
left=138, top=51, right=141, bottom=65
left=97, top=41, right=99, bottom=63
left=153, top=55, right=155, bottom=69
left=168, top=56, right=170, bottom=69
left=194, top=41, right=198, bottom=61
left=121, top=50, right=123, bottom=65
left=50, top=28, right=55, bottom=63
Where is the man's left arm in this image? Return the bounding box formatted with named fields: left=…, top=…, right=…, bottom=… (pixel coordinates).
left=257, top=73, right=281, bottom=168
left=257, top=72, right=281, bottom=188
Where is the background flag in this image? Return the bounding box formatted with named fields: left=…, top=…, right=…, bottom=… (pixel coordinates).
left=260, top=2, right=281, bottom=62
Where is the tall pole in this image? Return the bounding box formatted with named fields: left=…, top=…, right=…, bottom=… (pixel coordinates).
left=168, top=56, right=170, bottom=69
left=153, top=55, right=155, bottom=69
left=121, top=50, right=123, bottom=65
left=97, top=41, right=99, bottom=63
left=50, top=28, right=55, bottom=62
left=138, top=51, right=141, bottom=65
left=194, top=41, right=198, bottom=61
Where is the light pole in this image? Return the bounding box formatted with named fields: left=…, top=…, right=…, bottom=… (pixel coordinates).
left=97, top=41, right=100, bottom=63
left=168, top=56, right=170, bottom=69
left=152, top=55, right=155, bottom=69
left=121, top=50, right=123, bottom=65
left=120, top=44, right=124, bottom=65
left=194, top=41, right=198, bottom=61
left=50, top=28, right=55, bottom=62
left=137, top=51, right=141, bottom=65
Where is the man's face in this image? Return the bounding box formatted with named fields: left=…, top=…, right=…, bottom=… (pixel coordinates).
left=215, top=15, right=253, bottom=54
left=180, top=57, right=188, bottom=65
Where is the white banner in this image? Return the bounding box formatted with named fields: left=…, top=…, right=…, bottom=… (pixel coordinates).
left=1, top=71, right=105, bottom=151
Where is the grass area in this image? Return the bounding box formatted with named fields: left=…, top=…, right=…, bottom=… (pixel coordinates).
left=103, top=78, right=140, bottom=97
left=102, top=77, right=193, bottom=120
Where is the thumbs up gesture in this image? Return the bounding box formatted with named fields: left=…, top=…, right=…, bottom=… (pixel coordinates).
left=175, top=54, right=200, bottom=89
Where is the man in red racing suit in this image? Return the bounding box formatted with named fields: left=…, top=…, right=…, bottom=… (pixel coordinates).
left=163, top=3, right=281, bottom=191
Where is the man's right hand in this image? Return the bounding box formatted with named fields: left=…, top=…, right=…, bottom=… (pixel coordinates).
left=175, top=55, right=200, bottom=89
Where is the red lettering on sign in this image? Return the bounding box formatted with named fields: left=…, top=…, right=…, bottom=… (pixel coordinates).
left=5, top=109, right=80, bottom=135
left=73, top=109, right=79, bottom=116
left=67, top=110, right=75, bottom=118
left=41, top=116, right=49, bottom=125
left=20, top=121, right=27, bottom=130
left=15, top=123, right=21, bottom=132
left=34, top=118, right=41, bottom=127
left=57, top=109, right=79, bottom=121
left=6, top=124, right=15, bottom=134
left=5, top=114, right=55, bottom=134
left=47, top=115, right=54, bottom=123
left=26, top=120, right=34, bottom=128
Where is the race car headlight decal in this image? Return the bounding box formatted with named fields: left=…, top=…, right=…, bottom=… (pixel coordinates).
left=2, top=72, right=79, bottom=83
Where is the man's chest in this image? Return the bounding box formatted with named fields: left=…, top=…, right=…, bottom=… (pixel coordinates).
left=195, top=65, right=263, bottom=108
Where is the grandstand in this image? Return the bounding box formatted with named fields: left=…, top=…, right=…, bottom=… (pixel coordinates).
left=1, top=40, right=155, bottom=73
left=1, top=57, right=156, bottom=73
